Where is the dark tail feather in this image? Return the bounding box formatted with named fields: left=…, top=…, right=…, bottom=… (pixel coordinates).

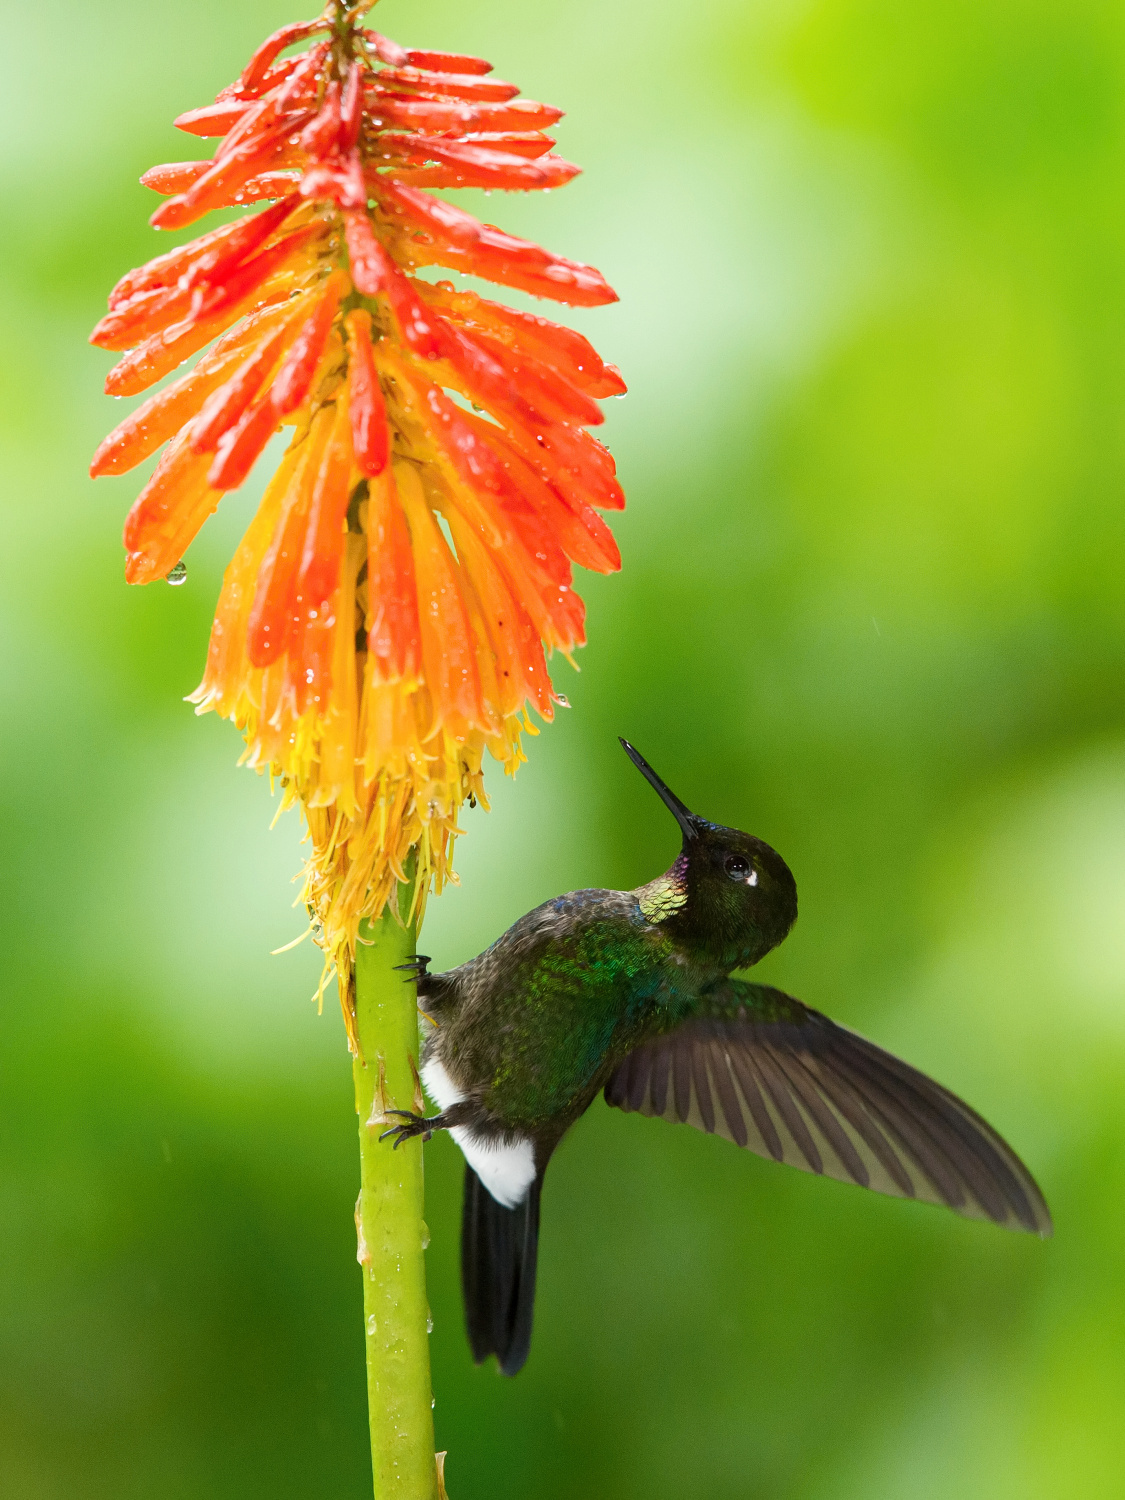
left=461, top=1164, right=542, bottom=1376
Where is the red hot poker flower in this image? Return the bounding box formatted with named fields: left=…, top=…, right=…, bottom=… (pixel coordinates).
left=89, top=7, right=626, bottom=1045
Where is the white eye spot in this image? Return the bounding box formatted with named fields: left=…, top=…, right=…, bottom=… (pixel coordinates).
left=747, top=869, right=759, bottom=886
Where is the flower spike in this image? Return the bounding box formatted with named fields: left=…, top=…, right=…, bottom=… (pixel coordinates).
left=89, top=2, right=625, bottom=1046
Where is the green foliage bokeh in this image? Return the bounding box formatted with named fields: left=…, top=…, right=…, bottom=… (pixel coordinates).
left=2, top=0, right=1124, bottom=1495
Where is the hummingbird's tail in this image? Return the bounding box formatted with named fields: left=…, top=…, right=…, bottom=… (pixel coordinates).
left=461, top=1163, right=543, bottom=1376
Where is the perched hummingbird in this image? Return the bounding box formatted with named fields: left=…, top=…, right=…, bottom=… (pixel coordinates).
left=383, top=740, right=1051, bottom=1376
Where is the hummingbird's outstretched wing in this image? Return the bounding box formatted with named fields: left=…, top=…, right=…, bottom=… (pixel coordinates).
left=603, top=980, right=1052, bottom=1236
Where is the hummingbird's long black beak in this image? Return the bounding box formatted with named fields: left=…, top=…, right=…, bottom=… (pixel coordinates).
left=619, top=739, right=699, bottom=841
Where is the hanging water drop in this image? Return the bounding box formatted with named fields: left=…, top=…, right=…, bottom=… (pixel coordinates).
left=555, top=693, right=570, bottom=708
left=166, top=561, right=187, bottom=586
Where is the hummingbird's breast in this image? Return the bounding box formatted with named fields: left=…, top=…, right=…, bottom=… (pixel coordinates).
left=425, top=888, right=705, bottom=1136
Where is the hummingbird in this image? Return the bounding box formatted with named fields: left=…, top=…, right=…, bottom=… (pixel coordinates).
left=382, top=740, right=1051, bottom=1376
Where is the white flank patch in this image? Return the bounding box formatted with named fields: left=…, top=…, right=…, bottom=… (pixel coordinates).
left=452, top=1129, right=537, bottom=1210
left=422, top=1056, right=537, bottom=1208
left=421, top=1056, right=464, bottom=1112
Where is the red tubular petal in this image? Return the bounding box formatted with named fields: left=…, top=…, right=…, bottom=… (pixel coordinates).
left=207, top=395, right=281, bottom=491
left=297, top=395, right=355, bottom=605
left=103, top=283, right=290, bottom=398
left=190, top=316, right=296, bottom=453
left=270, top=269, right=347, bottom=414
left=434, top=321, right=515, bottom=409
left=371, top=179, right=617, bottom=306
left=507, top=419, right=626, bottom=512
left=191, top=220, right=320, bottom=323
left=343, top=209, right=392, bottom=295
left=339, top=61, right=364, bottom=151
left=366, top=465, right=421, bottom=683
left=220, top=172, right=303, bottom=207
left=461, top=414, right=621, bottom=573
left=91, top=342, right=248, bottom=477
left=344, top=310, right=390, bottom=477
left=417, top=380, right=508, bottom=497
left=498, top=492, right=571, bottom=588
left=540, top=423, right=624, bottom=508
left=380, top=261, right=443, bottom=360
left=363, top=30, right=409, bottom=68
left=373, top=68, right=519, bottom=103
left=239, top=18, right=325, bottom=96
left=454, top=324, right=604, bottom=427
left=586, top=363, right=628, bottom=399
left=216, top=78, right=309, bottom=162
left=122, top=433, right=203, bottom=554
left=372, top=179, right=479, bottom=243
left=461, top=132, right=555, bottom=159
left=142, top=161, right=211, bottom=196
left=404, top=50, right=493, bottom=75
left=175, top=102, right=251, bottom=136
left=418, top=281, right=623, bottom=397
left=300, top=77, right=341, bottom=156
left=365, top=95, right=562, bottom=134
left=150, top=115, right=309, bottom=230
left=242, top=56, right=300, bottom=98
left=217, top=42, right=325, bottom=108
left=108, top=220, right=243, bottom=307
left=377, top=133, right=580, bottom=190
left=181, top=193, right=300, bottom=291
left=211, top=96, right=274, bottom=161
left=90, top=282, right=194, bottom=350
left=246, top=405, right=334, bottom=666
left=299, top=160, right=365, bottom=207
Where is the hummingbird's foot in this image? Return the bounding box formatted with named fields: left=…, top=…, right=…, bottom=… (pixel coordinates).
left=379, top=1109, right=437, bottom=1148
left=393, top=955, right=432, bottom=983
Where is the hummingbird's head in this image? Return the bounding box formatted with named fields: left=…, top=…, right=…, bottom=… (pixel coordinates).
left=621, top=739, right=797, bottom=969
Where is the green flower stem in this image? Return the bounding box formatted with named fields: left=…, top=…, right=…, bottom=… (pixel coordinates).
left=352, top=897, right=439, bottom=1500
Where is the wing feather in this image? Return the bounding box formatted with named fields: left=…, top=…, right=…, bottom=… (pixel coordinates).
left=603, top=981, right=1051, bottom=1236
left=708, top=1039, right=749, bottom=1148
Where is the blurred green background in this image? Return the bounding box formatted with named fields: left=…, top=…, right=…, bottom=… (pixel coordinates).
left=2, top=0, right=1124, bottom=1495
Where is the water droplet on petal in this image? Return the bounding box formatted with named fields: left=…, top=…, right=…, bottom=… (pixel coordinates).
left=555, top=693, right=570, bottom=708
left=166, top=561, right=187, bottom=586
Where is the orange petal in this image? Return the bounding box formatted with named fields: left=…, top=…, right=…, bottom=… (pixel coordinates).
left=104, top=284, right=293, bottom=397
left=296, top=392, right=355, bottom=606
left=366, top=464, right=422, bottom=686
left=442, top=503, right=552, bottom=719
left=344, top=310, right=390, bottom=477
left=191, top=436, right=305, bottom=714
left=372, top=67, right=518, bottom=103
left=246, top=404, right=335, bottom=667
left=207, top=395, right=282, bottom=491
left=460, top=412, right=621, bottom=573
left=239, top=19, right=326, bottom=95
left=108, top=217, right=249, bottom=308
left=271, top=268, right=347, bottom=414
left=191, top=314, right=298, bottom=454
left=150, top=117, right=310, bottom=230
left=90, top=326, right=269, bottom=477
left=393, top=461, right=484, bottom=736
left=122, top=431, right=220, bottom=583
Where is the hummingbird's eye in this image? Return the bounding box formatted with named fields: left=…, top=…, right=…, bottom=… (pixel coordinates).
left=724, top=854, right=752, bottom=881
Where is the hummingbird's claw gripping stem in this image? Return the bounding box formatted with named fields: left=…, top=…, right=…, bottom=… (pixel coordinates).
left=393, top=955, right=432, bottom=984
left=379, top=1108, right=435, bottom=1148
